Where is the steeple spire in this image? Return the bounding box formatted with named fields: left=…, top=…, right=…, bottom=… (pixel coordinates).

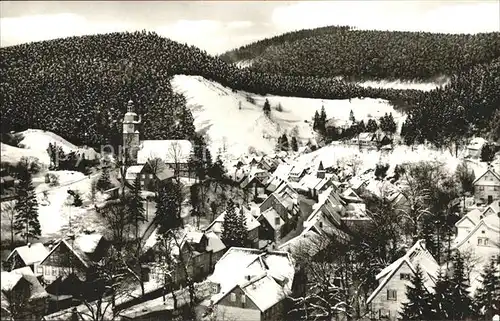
left=127, top=100, right=134, bottom=113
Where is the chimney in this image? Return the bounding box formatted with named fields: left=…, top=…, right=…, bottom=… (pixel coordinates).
left=27, top=243, right=31, bottom=248
left=246, top=275, right=251, bottom=281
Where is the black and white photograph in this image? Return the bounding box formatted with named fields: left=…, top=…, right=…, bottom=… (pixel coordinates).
left=0, top=1, right=499, bottom=320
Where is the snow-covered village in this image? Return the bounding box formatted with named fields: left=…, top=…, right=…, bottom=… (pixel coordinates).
left=1, top=1, right=499, bottom=321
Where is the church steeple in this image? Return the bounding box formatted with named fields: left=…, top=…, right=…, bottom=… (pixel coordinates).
left=122, top=100, right=141, bottom=162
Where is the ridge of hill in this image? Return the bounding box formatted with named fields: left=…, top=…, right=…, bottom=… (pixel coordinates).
left=1, top=31, right=498, bottom=151
left=221, top=26, right=500, bottom=81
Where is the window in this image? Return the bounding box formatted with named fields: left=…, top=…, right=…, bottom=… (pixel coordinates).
left=241, top=294, right=246, bottom=307
left=387, top=289, right=397, bottom=301
left=44, top=266, right=50, bottom=276
left=275, top=217, right=280, bottom=226
left=479, top=186, right=484, bottom=191
left=52, top=267, right=57, bottom=276
left=495, top=187, right=499, bottom=191
left=37, top=266, right=43, bottom=274
left=230, top=293, right=236, bottom=302
left=400, top=273, right=411, bottom=280
left=478, top=237, right=489, bottom=246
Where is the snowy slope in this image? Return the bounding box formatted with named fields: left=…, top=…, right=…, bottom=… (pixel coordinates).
left=355, top=78, right=448, bottom=91
left=18, top=129, right=98, bottom=159
left=171, top=75, right=404, bottom=159
left=294, top=143, right=465, bottom=176
left=1, top=142, right=51, bottom=166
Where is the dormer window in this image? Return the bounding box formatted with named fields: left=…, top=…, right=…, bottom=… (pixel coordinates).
left=275, top=217, right=280, bottom=226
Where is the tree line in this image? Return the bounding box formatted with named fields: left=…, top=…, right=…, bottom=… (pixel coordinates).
left=223, top=25, right=500, bottom=81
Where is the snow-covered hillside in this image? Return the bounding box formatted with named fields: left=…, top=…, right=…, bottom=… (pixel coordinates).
left=356, top=78, right=448, bottom=91
left=1, top=142, right=51, bottom=166
left=1, top=129, right=98, bottom=166
left=18, top=129, right=98, bottom=159
left=171, top=75, right=404, bottom=158
left=295, top=143, right=468, bottom=176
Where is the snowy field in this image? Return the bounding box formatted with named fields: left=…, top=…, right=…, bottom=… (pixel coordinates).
left=172, top=75, right=405, bottom=159
left=294, top=143, right=489, bottom=178
left=355, top=78, right=448, bottom=91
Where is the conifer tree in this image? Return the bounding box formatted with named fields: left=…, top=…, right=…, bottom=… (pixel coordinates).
left=13, top=168, right=41, bottom=243
left=318, top=105, right=327, bottom=134
left=221, top=200, right=247, bottom=247
left=291, top=137, right=299, bottom=152
left=263, top=98, right=271, bottom=117
left=481, top=143, right=495, bottom=163
left=474, top=259, right=500, bottom=319
left=155, top=180, right=183, bottom=233
left=400, top=264, right=433, bottom=320
left=128, top=176, right=146, bottom=239
left=281, top=134, right=289, bottom=151
left=431, top=270, right=454, bottom=319
left=313, top=110, right=320, bottom=131
left=96, top=165, right=112, bottom=191
left=358, top=120, right=366, bottom=133
left=367, top=119, right=378, bottom=132
left=349, top=109, right=355, bottom=123
left=448, top=252, right=475, bottom=320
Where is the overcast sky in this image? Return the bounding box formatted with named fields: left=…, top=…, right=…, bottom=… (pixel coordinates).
left=1, top=1, right=499, bottom=54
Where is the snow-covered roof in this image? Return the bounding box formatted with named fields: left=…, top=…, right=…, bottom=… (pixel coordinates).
left=341, top=187, right=363, bottom=202
left=6, top=242, right=49, bottom=266
left=1, top=267, right=48, bottom=300
left=272, top=164, right=294, bottom=180
left=473, top=168, right=500, bottom=186
left=185, top=231, right=204, bottom=244
left=467, top=137, right=487, bottom=150
left=367, top=240, right=440, bottom=304
left=137, top=140, right=192, bottom=164
left=74, top=234, right=103, bottom=254
left=259, top=208, right=285, bottom=231
left=205, top=231, right=226, bottom=253
left=209, top=247, right=295, bottom=301
left=205, top=207, right=261, bottom=234
left=125, top=165, right=144, bottom=180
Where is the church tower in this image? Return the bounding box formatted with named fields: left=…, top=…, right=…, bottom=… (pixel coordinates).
left=122, top=100, right=141, bottom=163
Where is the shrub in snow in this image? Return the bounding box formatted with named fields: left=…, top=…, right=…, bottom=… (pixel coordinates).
left=48, top=173, right=59, bottom=187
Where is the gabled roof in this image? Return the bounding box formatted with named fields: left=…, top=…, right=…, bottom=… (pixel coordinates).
left=473, top=168, right=500, bottom=185
left=453, top=213, right=500, bottom=249
left=258, top=208, right=285, bottom=231
left=40, top=235, right=105, bottom=268
left=205, top=231, right=226, bottom=253
left=205, top=207, right=261, bottom=234
left=455, top=208, right=483, bottom=228
left=367, top=240, right=439, bottom=304
left=209, top=247, right=295, bottom=300
left=341, top=187, right=363, bottom=202
left=125, top=165, right=144, bottom=180
left=1, top=267, right=49, bottom=300
left=6, top=243, right=49, bottom=266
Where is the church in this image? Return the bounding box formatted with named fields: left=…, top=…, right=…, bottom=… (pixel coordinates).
left=122, top=100, right=193, bottom=184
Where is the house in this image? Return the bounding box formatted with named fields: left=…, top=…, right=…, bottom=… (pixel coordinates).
left=204, top=207, right=261, bottom=248
left=454, top=201, right=499, bottom=244
left=473, top=167, right=500, bottom=205
left=367, top=240, right=440, bottom=321
left=0, top=168, right=17, bottom=201
left=37, top=233, right=110, bottom=298
left=1, top=267, right=49, bottom=321
left=352, top=132, right=377, bottom=146
left=259, top=182, right=300, bottom=240
left=266, top=164, right=294, bottom=193
left=294, top=162, right=334, bottom=199
left=122, top=100, right=193, bottom=178
left=144, top=230, right=227, bottom=287
left=467, top=137, right=488, bottom=158
left=341, top=187, right=363, bottom=203
left=452, top=211, right=500, bottom=294
left=256, top=208, right=286, bottom=243
left=288, top=165, right=306, bottom=183
left=5, top=242, right=49, bottom=273
left=240, top=170, right=269, bottom=201
left=278, top=187, right=349, bottom=256
left=207, top=247, right=296, bottom=321
left=124, top=159, right=174, bottom=192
